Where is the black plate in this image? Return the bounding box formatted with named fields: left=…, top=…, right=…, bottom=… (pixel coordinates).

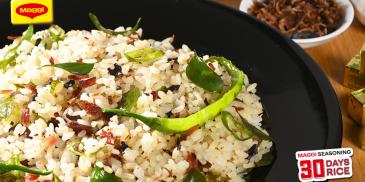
left=0, top=0, right=342, bottom=181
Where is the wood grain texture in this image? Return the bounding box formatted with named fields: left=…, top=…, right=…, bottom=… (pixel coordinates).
left=214, top=0, right=365, bottom=181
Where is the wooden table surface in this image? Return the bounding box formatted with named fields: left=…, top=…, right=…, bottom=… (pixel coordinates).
left=214, top=0, right=365, bottom=181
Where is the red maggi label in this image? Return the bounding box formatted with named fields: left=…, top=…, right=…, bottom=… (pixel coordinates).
left=15, top=3, right=48, bottom=19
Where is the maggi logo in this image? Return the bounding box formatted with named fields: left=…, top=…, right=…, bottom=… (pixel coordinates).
left=16, top=3, right=48, bottom=19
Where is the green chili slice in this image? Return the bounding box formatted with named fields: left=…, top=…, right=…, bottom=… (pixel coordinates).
left=183, top=169, right=206, bottom=182
left=42, top=63, right=94, bottom=75
left=66, top=140, right=106, bottom=157
left=6, top=25, right=34, bottom=55
left=0, top=163, right=52, bottom=176
left=49, top=25, right=66, bottom=42
left=89, top=12, right=141, bottom=36
left=53, top=173, right=62, bottom=182
left=124, top=48, right=164, bottom=62
left=103, top=56, right=245, bottom=133
left=91, top=165, right=123, bottom=182
left=46, top=25, right=66, bottom=49
left=186, top=55, right=224, bottom=92
left=118, top=86, right=141, bottom=111
left=0, top=54, right=18, bottom=70
left=0, top=97, right=22, bottom=124
left=50, top=80, right=61, bottom=95
left=221, top=111, right=271, bottom=141
left=0, top=25, right=34, bottom=71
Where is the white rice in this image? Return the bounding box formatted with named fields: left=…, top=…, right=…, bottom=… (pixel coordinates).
left=0, top=25, right=272, bottom=182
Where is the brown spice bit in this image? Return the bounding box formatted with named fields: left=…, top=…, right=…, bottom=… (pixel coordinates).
left=79, top=77, right=97, bottom=88
left=67, top=121, right=95, bottom=135
left=20, top=159, right=30, bottom=167
left=166, top=111, right=173, bottom=118
left=249, top=0, right=343, bottom=38
left=20, top=106, right=30, bottom=125
left=7, top=35, right=19, bottom=40
left=48, top=118, right=60, bottom=128
left=68, top=74, right=89, bottom=81
left=167, top=85, right=180, bottom=92
left=246, top=144, right=258, bottom=160
left=204, top=98, right=209, bottom=106
left=163, top=149, right=173, bottom=156
left=49, top=57, right=55, bottom=65
left=186, top=152, right=199, bottom=170
left=24, top=127, right=31, bottom=137
left=78, top=100, right=103, bottom=119
left=25, top=85, right=37, bottom=95
left=71, top=87, right=82, bottom=98
left=151, top=91, right=159, bottom=101
left=208, top=63, right=215, bottom=71
left=54, top=112, right=60, bottom=117
left=111, top=154, right=122, bottom=161
left=233, top=106, right=244, bottom=111
left=127, top=34, right=140, bottom=43
left=66, top=114, right=82, bottom=121
left=184, top=125, right=200, bottom=137
left=119, top=141, right=129, bottom=152
left=0, top=90, right=14, bottom=95
left=108, top=96, right=113, bottom=105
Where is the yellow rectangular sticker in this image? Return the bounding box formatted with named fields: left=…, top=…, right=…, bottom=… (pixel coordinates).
left=11, top=0, right=53, bottom=25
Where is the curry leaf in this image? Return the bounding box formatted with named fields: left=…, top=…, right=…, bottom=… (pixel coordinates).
left=43, top=63, right=94, bottom=75
left=118, top=87, right=141, bottom=111
left=186, top=55, right=224, bottom=92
